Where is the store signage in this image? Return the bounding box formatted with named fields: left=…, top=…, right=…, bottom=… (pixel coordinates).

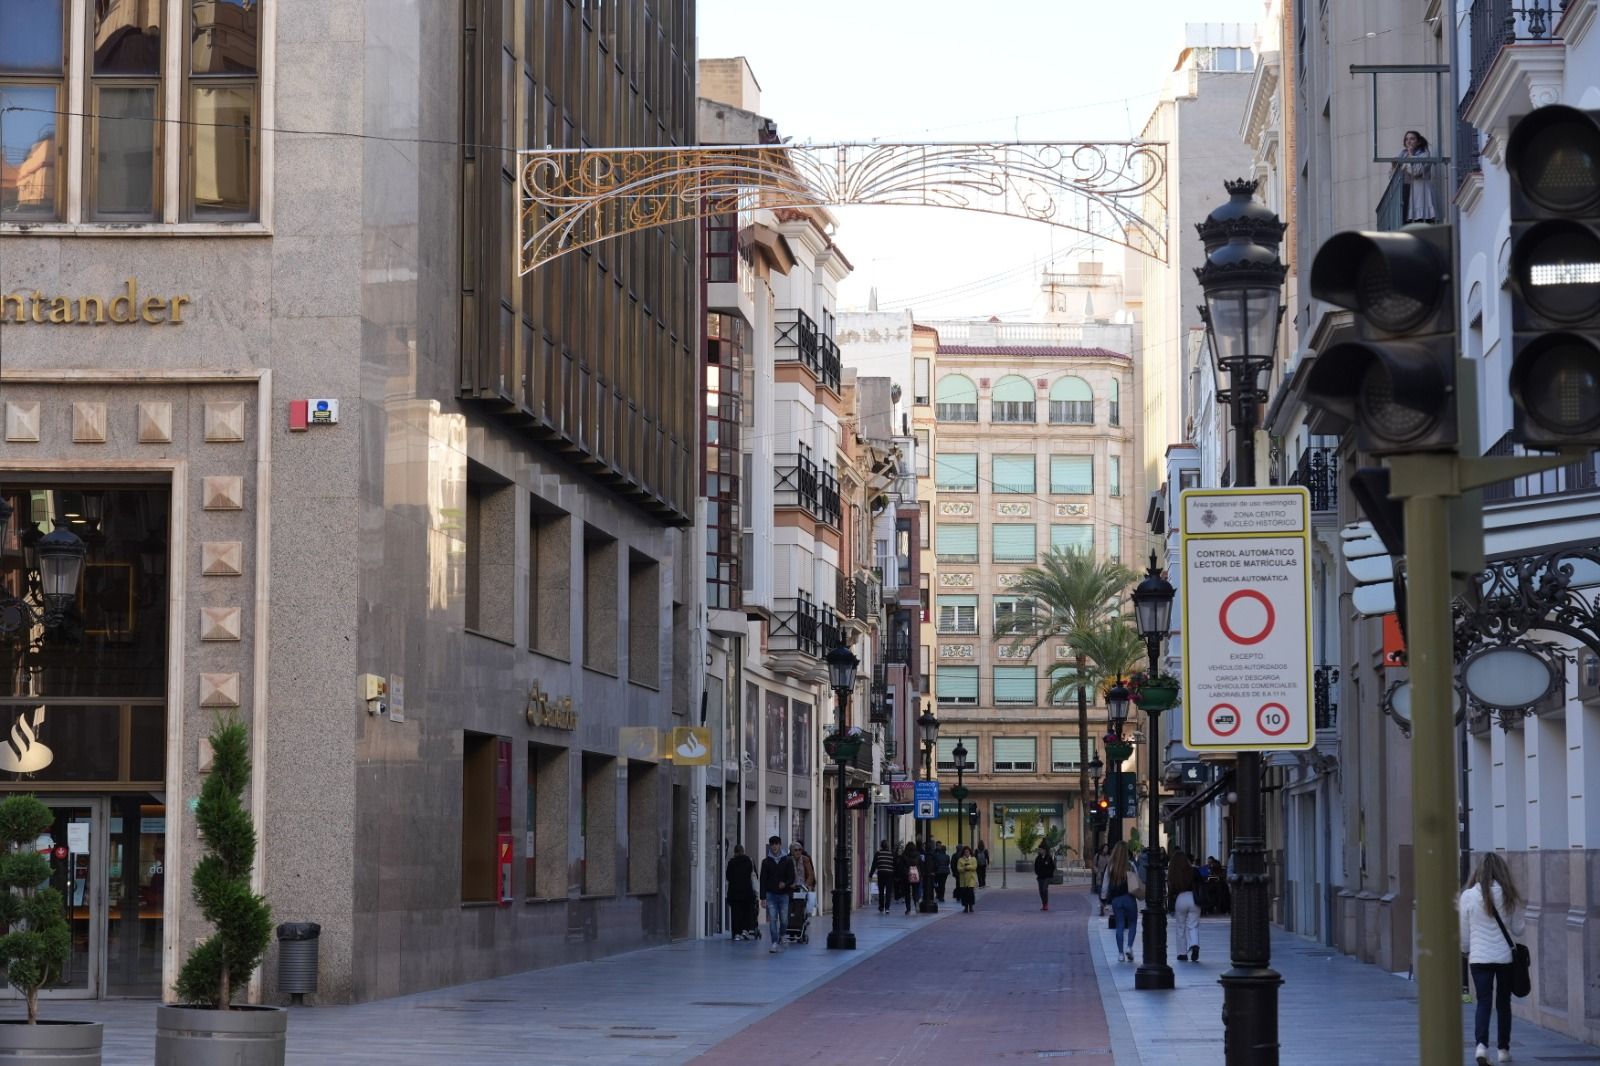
left=844, top=787, right=871, bottom=809
left=2, top=278, right=190, bottom=325
left=525, top=682, right=576, bottom=729
left=0, top=706, right=53, bottom=774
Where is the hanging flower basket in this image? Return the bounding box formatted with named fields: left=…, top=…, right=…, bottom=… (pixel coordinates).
left=823, top=728, right=865, bottom=762
left=1103, top=738, right=1134, bottom=763
left=1135, top=684, right=1179, bottom=711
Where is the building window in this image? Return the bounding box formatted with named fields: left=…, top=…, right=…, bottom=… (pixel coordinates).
left=991, top=375, right=1035, bottom=423
left=1049, top=665, right=1090, bottom=705
left=0, top=0, right=266, bottom=226
left=1049, top=455, right=1094, bottom=495
left=914, top=429, right=931, bottom=476
left=529, top=498, right=572, bottom=657
left=1049, top=376, right=1095, bottom=424
left=1050, top=524, right=1094, bottom=555
left=465, top=462, right=515, bottom=642
left=994, top=595, right=1033, bottom=629
left=628, top=552, right=660, bottom=687
left=462, top=732, right=509, bottom=903
left=791, top=700, right=812, bottom=776
left=935, top=374, right=978, bottom=422
left=913, top=358, right=931, bottom=405
left=994, top=667, right=1037, bottom=706
left=935, top=453, right=978, bottom=492
left=936, top=736, right=979, bottom=772
left=936, top=595, right=978, bottom=634
left=936, top=523, right=978, bottom=562
left=705, top=312, right=744, bottom=611
left=526, top=743, right=568, bottom=898
left=1109, top=455, right=1122, bottom=497
left=1109, top=378, right=1121, bottom=427
left=937, top=666, right=978, bottom=706
left=1050, top=737, right=1084, bottom=773
left=1108, top=525, right=1121, bottom=561
left=992, top=737, right=1037, bottom=772
left=992, top=524, right=1037, bottom=563
left=581, top=752, right=617, bottom=896
left=626, top=761, right=658, bottom=894
left=992, top=455, right=1036, bottom=494
left=919, top=501, right=930, bottom=549
left=583, top=526, right=619, bottom=674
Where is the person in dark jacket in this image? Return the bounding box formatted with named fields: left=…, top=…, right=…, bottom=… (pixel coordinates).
left=933, top=842, right=952, bottom=902
left=872, top=840, right=897, bottom=913
left=758, top=836, right=796, bottom=952
left=1034, top=844, right=1057, bottom=910
left=975, top=841, right=990, bottom=887
left=725, top=844, right=757, bottom=940
left=895, top=841, right=920, bottom=914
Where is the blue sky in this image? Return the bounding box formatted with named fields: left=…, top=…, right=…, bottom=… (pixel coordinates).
left=696, top=0, right=1270, bottom=318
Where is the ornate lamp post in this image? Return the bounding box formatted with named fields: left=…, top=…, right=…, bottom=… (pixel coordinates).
left=1087, top=751, right=1105, bottom=856
left=0, top=505, right=88, bottom=639
left=951, top=739, right=969, bottom=852
left=917, top=704, right=940, bottom=914
left=824, top=644, right=860, bottom=950
left=1105, top=680, right=1131, bottom=846
left=1132, top=553, right=1177, bottom=992
left=1197, top=178, right=1288, bottom=1064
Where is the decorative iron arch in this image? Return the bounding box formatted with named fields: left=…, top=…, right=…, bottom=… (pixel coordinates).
left=517, top=140, right=1169, bottom=276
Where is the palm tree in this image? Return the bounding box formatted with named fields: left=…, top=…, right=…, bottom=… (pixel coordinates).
left=997, top=547, right=1138, bottom=854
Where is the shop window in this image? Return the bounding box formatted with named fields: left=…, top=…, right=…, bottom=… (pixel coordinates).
left=464, top=462, right=515, bottom=642
left=626, top=760, right=658, bottom=893
left=583, top=526, right=619, bottom=673
left=526, top=743, right=568, bottom=899
left=461, top=732, right=504, bottom=903
left=529, top=498, right=572, bottom=657
left=581, top=752, right=617, bottom=895
left=627, top=551, right=660, bottom=688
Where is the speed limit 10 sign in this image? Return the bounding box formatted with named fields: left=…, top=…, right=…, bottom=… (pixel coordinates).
left=1180, top=487, right=1315, bottom=752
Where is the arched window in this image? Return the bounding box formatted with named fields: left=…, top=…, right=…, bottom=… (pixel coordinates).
left=990, top=375, right=1035, bottom=423
left=1109, top=378, right=1121, bottom=426
left=935, top=374, right=978, bottom=422
left=1049, top=376, right=1094, bottom=424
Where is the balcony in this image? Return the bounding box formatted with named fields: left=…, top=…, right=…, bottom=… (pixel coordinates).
left=817, top=334, right=842, bottom=393
left=1289, top=446, right=1338, bottom=513
left=775, top=447, right=841, bottom=528
left=770, top=594, right=823, bottom=659
left=884, top=637, right=913, bottom=664
left=1049, top=400, right=1094, bottom=425
left=775, top=309, right=841, bottom=392
left=1314, top=665, right=1340, bottom=731
left=1459, top=0, right=1566, bottom=151
left=836, top=571, right=879, bottom=626
left=936, top=402, right=977, bottom=422
left=1376, top=164, right=1447, bottom=232
left=870, top=666, right=890, bottom=724
left=1481, top=432, right=1600, bottom=503
left=992, top=401, right=1036, bottom=423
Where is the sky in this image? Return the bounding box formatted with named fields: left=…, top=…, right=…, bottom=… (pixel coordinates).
left=695, top=0, right=1270, bottom=319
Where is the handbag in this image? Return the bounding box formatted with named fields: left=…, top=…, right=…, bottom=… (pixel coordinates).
left=1127, top=868, right=1146, bottom=900
left=1488, top=894, right=1532, bottom=999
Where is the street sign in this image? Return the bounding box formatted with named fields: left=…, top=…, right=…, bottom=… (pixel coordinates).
left=914, top=780, right=940, bottom=820
left=1180, top=487, right=1315, bottom=751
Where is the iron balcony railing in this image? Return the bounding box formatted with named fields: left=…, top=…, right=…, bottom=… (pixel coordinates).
left=1376, top=164, right=1448, bottom=231
left=992, top=401, right=1035, bottom=423
left=770, top=594, right=822, bottom=658
left=884, top=637, right=913, bottom=664
left=1289, top=446, right=1338, bottom=512
left=1049, top=400, right=1094, bottom=425
left=774, top=448, right=841, bottom=528
left=817, top=333, right=842, bottom=393
left=1459, top=0, right=1562, bottom=191
left=936, top=402, right=977, bottom=422
left=775, top=309, right=841, bottom=392
left=1314, top=665, right=1340, bottom=731
left=820, top=607, right=844, bottom=658
left=1481, top=432, right=1600, bottom=503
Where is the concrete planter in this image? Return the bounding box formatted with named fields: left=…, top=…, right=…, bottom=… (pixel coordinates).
left=155, top=1005, right=287, bottom=1066
left=0, top=1020, right=103, bottom=1065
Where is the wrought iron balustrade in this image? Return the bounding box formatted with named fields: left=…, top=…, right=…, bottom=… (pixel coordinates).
left=993, top=401, right=1035, bottom=423
left=936, top=402, right=977, bottom=422
left=1289, top=446, right=1338, bottom=512
left=884, top=637, right=913, bottom=664
left=775, top=447, right=840, bottom=527
left=820, top=608, right=844, bottom=658
left=770, top=594, right=822, bottom=658
left=1049, top=400, right=1094, bottom=425
left=775, top=308, right=821, bottom=375
left=817, top=334, right=842, bottom=393
left=1481, top=432, right=1600, bottom=503
left=1314, top=665, right=1340, bottom=731
left=818, top=462, right=841, bottom=528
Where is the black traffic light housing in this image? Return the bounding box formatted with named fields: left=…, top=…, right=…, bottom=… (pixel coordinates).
left=1305, top=225, right=1459, bottom=456
left=1505, top=105, right=1600, bottom=448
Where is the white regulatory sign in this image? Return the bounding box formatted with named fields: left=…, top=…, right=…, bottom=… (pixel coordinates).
left=1180, top=487, right=1314, bottom=751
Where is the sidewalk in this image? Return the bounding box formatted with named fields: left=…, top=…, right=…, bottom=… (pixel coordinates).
left=1091, top=909, right=1600, bottom=1064
left=6, top=906, right=943, bottom=1065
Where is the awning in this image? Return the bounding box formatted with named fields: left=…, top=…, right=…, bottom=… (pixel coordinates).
left=1161, top=769, right=1233, bottom=825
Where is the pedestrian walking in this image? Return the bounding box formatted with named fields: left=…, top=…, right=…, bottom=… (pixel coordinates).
left=872, top=840, right=897, bottom=913
left=1168, top=850, right=1201, bottom=963
left=975, top=841, right=990, bottom=887
left=895, top=841, right=920, bottom=915
left=1092, top=844, right=1111, bottom=916
left=725, top=844, right=758, bottom=941
left=933, top=841, right=952, bottom=903
left=1102, top=841, right=1139, bottom=961
left=1460, top=853, right=1527, bottom=1065
left=758, top=836, right=796, bottom=953
left=790, top=841, right=817, bottom=892
left=1034, top=843, right=1057, bottom=911
left=954, top=845, right=979, bottom=912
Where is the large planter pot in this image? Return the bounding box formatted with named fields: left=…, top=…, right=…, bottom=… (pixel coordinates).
left=155, top=1005, right=287, bottom=1066
left=0, top=1020, right=103, bottom=1065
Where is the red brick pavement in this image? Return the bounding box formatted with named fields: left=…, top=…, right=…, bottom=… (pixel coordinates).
left=691, top=885, right=1114, bottom=1066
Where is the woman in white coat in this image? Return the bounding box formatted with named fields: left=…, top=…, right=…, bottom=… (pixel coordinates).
left=1459, top=853, right=1526, bottom=1065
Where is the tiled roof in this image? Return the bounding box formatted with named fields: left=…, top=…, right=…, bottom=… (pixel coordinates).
left=936, top=344, right=1130, bottom=360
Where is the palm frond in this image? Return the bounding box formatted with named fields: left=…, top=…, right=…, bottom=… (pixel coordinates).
left=993, top=548, right=1138, bottom=655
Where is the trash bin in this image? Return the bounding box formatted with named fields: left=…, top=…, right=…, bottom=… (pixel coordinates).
left=276, top=922, right=320, bottom=1002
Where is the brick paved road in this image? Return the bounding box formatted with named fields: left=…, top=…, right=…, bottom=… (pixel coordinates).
left=692, top=886, right=1112, bottom=1066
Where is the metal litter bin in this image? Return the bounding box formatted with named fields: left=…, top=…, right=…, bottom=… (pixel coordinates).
left=276, top=922, right=320, bottom=1003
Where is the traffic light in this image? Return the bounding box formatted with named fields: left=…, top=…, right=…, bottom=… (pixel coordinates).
left=1305, top=225, right=1459, bottom=456
left=1092, top=795, right=1110, bottom=829
left=1505, top=105, right=1600, bottom=448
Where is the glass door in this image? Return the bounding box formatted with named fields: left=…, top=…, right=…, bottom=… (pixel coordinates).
left=37, top=799, right=105, bottom=999
left=105, top=795, right=165, bottom=996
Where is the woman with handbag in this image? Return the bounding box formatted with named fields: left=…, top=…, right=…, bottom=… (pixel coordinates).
left=1101, top=841, right=1140, bottom=962
left=1459, top=853, right=1528, bottom=1065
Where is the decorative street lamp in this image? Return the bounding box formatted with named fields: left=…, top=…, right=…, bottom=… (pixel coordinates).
left=1087, top=751, right=1105, bottom=856
left=1197, top=177, right=1288, bottom=1064
left=1132, top=552, right=1177, bottom=992
left=952, top=739, right=969, bottom=853
left=0, top=508, right=88, bottom=639
left=824, top=644, right=860, bottom=950
left=1105, top=679, right=1131, bottom=846
left=917, top=703, right=940, bottom=914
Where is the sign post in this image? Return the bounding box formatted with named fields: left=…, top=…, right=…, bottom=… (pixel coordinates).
left=1180, top=488, right=1315, bottom=753
left=913, top=781, right=940, bottom=821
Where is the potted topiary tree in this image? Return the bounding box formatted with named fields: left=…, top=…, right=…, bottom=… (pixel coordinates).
left=155, top=717, right=284, bottom=1066
left=0, top=794, right=102, bottom=1063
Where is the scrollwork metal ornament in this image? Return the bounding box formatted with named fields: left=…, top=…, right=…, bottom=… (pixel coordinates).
left=517, top=140, right=1169, bottom=275
left=1456, top=545, right=1600, bottom=659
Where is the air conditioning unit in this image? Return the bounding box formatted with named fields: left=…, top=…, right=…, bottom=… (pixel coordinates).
left=1579, top=650, right=1600, bottom=707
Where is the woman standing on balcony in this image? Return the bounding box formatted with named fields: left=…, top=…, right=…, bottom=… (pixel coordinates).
left=1394, top=130, right=1438, bottom=224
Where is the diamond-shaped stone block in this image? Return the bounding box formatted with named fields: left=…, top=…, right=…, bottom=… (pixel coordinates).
left=5, top=402, right=40, bottom=442
left=202, top=476, right=244, bottom=511
left=199, top=672, right=240, bottom=708
left=200, top=607, right=242, bottom=641
left=201, top=541, right=243, bottom=576
left=204, top=402, right=246, bottom=442
left=72, top=402, right=107, bottom=443
left=138, top=402, right=173, bottom=443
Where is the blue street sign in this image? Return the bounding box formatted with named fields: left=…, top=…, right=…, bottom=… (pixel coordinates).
left=914, top=780, right=940, bottom=820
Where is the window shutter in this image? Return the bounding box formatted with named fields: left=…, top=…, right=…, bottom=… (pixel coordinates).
left=1109, top=525, right=1121, bottom=561
left=992, top=455, right=1035, bottom=494
left=992, top=737, right=1037, bottom=770
left=992, top=524, right=1037, bottom=561
left=936, top=375, right=978, bottom=404
left=936, top=736, right=978, bottom=769
left=1051, top=737, right=1083, bottom=771
left=1049, top=665, right=1087, bottom=705
left=936, top=523, right=978, bottom=559
left=1050, top=524, right=1094, bottom=553
left=935, top=453, right=978, bottom=490
left=993, top=666, right=1037, bottom=705
left=1109, top=455, right=1121, bottom=496
left=937, top=595, right=977, bottom=632
left=1049, top=455, right=1094, bottom=494
left=937, top=667, right=978, bottom=703
left=992, top=375, right=1033, bottom=401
